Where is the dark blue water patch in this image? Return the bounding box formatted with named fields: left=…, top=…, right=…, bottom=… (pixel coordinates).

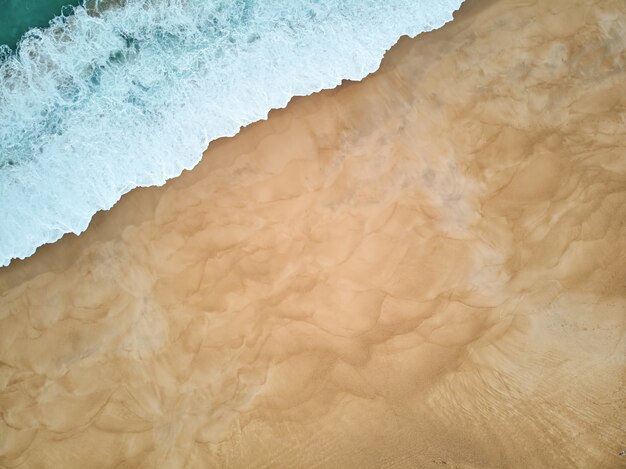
left=0, top=0, right=115, bottom=51
left=0, top=0, right=86, bottom=49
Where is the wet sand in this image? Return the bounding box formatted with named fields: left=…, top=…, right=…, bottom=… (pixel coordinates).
left=1, top=0, right=625, bottom=467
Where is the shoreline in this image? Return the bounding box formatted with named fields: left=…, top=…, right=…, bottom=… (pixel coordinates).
left=0, top=0, right=464, bottom=269
left=1, top=0, right=625, bottom=467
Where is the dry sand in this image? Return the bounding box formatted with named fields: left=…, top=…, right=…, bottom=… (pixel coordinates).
left=1, top=0, right=625, bottom=467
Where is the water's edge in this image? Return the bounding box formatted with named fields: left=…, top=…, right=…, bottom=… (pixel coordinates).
left=0, top=1, right=464, bottom=267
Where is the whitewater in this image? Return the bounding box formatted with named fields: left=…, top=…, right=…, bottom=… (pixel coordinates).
left=0, top=0, right=463, bottom=267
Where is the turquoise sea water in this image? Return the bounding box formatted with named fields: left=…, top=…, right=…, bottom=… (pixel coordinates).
left=0, top=0, right=83, bottom=49
left=0, top=0, right=464, bottom=267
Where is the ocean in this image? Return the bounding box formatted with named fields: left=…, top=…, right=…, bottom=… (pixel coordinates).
left=0, top=0, right=84, bottom=50
left=0, top=0, right=463, bottom=267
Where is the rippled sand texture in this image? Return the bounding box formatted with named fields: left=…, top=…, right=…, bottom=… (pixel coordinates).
left=1, top=0, right=625, bottom=467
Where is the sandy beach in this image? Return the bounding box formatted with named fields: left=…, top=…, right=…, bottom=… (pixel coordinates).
left=1, top=0, right=625, bottom=467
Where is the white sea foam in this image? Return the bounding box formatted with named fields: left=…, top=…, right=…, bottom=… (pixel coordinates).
left=0, top=0, right=463, bottom=266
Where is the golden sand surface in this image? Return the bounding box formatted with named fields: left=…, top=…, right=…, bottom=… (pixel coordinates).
left=1, top=0, right=625, bottom=467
